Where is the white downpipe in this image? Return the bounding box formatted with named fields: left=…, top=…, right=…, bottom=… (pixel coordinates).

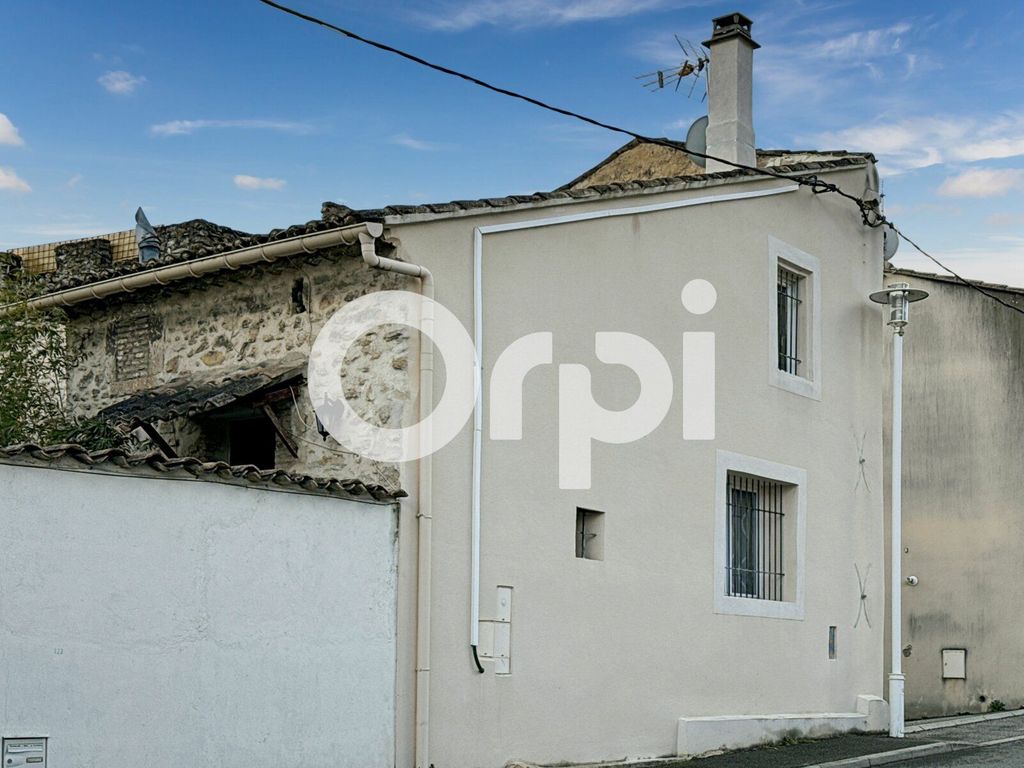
left=469, top=182, right=799, bottom=660
left=889, top=330, right=905, bottom=738
left=471, top=227, right=484, bottom=651
left=358, top=232, right=435, bottom=768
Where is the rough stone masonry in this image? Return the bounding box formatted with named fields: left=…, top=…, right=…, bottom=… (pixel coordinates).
left=66, top=242, right=414, bottom=490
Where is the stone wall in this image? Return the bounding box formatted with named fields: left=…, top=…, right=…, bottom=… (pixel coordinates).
left=67, top=246, right=414, bottom=489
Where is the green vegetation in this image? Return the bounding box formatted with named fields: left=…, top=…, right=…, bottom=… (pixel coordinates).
left=0, top=255, right=128, bottom=450
left=989, top=699, right=1007, bottom=713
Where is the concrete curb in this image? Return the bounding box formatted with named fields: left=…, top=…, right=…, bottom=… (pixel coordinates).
left=905, top=708, right=1024, bottom=733
left=809, top=741, right=958, bottom=768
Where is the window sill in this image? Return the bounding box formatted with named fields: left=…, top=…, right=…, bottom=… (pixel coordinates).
left=714, top=594, right=805, bottom=621
left=770, top=368, right=821, bottom=401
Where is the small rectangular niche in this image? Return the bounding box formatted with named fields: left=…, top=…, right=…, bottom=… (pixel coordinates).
left=575, top=508, right=604, bottom=560
left=828, top=626, right=837, bottom=659
left=291, top=277, right=309, bottom=314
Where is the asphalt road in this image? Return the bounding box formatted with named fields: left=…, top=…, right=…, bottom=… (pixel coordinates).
left=895, top=714, right=1024, bottom=766
left=897, top=739, right=1024, bottom=766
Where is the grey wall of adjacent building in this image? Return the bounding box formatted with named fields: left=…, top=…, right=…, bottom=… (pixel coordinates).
left=883, top=271, right=1024, bottom=718
left=0, top=460, right=399, bottom=767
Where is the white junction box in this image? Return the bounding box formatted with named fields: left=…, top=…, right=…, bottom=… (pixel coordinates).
left=2, top=738, right=47, bottom=767
left=942, top=648, right=967, bottom=679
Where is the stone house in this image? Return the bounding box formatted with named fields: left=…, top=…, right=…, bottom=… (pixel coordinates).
left=13, top=214, right=414, bottom=490
left=5, top=12, right=899, bottom=768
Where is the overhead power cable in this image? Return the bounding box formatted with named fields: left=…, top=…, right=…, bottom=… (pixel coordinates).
left=257, top=0, right=1024, bottom=318
left=888, top=225, right=1024, bottom=315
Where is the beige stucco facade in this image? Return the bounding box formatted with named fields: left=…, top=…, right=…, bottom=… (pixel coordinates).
left=882, top=270, right=1024, bottom=720
left=29, top=164, right=891, bottom=766
left=379, top=169, right=888, bottom=765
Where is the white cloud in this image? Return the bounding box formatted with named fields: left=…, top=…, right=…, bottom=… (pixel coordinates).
left=150, top=119, right=313, bottom=137
left=894, top=237, right=1024, bottom=289
left=938, top=168, right=1024, bottom=198
left=0, top=113, right=24, bottom=146
left=391, top=134, right=443, bottom=151
left=810, top=23, right=911, bottom=60
left=0, top=167, right=31, bottom=193
left=987, top=212, right=1024, bottom=228
left=419, top=0, right=687, bottom=30
left=65, top=174, right=84, bottom=188
left=809, top=113, right=1024, bottom=174
left=636, top=18, right=924, bottom=111
left=98, top=70, right=146, bottom=95
left=234, top=174, right=287, bottom=190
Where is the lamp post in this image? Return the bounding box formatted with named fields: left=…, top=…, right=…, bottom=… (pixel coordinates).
left=869, top=282, right=929, bottom=738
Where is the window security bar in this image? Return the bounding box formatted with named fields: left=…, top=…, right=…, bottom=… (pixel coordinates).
left=777, top=267, right=802, bottom=375
left=726, top=472, right=785, bottom=601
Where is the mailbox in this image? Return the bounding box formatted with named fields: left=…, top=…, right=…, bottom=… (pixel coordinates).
left=2, top=738, right=46, bottom=767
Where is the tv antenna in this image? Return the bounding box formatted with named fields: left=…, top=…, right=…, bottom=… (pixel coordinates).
left=635, top=35, right=709, bottom=100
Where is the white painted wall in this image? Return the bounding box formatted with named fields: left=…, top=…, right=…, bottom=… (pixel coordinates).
left=0, top=462, right=398, bottom=768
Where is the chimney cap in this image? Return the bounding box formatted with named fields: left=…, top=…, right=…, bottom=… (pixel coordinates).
left=703, top=11, right=760, bottom=49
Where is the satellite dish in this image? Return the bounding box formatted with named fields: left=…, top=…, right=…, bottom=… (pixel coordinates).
left=685, top=115, right=709, bottom=168
left=883, top=223, right=899, bottom=261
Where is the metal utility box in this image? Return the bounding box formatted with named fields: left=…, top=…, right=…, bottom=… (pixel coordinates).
left=2, top=738, right=46, bottom=767
left=942, top=648, right=967, bottom=679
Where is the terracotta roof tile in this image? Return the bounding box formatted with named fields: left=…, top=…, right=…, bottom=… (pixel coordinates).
left=9, top=152, right=872, bottom=301
left=887, top=266, right=1024, bottom=298
left=0, top=443, right=406, bottom=502
left=98, top=365, right=306, bottom=426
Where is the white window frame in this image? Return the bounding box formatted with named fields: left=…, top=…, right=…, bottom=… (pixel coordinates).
left=714, top=450, right=807, bottom=620
left=767, top=237, right=821, bottom=400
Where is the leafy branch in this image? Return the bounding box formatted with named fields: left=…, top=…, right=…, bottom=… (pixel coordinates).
left=0, top=254, right=128, bottom=450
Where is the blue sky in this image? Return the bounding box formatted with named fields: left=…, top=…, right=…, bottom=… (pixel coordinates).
left=1, top=1, right=1023, bottom=284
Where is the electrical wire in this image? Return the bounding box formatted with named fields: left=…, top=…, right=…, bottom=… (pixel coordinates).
left=888, top=224, right=1024, bottom=315
left=256, top=0, right=1024, bottom=318
left=257, top=0, right=877, bottom=220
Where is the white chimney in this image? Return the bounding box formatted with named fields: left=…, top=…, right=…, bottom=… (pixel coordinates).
left=703, top=12, right=759, bottom=172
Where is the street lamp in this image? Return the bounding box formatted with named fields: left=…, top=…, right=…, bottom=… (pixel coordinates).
left=869, top=282, right=929, bottom=738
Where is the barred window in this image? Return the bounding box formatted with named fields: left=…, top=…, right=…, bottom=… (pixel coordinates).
left=777, top=266, right=803, bottom=376
left=726, top=472, right=785, bottom=601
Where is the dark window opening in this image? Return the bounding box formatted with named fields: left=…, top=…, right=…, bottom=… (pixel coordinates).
left=228, top=417, right=277, bottom=469
left=575, top=508, right=605, bottom=560
left=777, top=266, right=803, bottom=375
left=726, top=473, right=785, bottom=601
left=292, top=277, right=309, bottom=314
left=829, top=626, right=838, bottom=659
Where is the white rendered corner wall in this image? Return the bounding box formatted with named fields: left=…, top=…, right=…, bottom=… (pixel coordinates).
left=0, top=462, right=399, bottom=768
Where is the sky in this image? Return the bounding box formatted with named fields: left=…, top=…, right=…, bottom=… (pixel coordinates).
left=1, top=0, right=1023, bottom=285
